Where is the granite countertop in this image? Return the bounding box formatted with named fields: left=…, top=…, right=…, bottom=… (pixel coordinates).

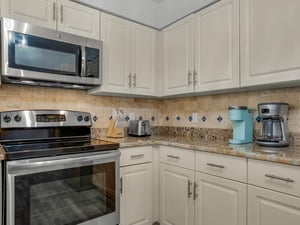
left=1, top=136, right=299, bottom=166
left=100, top=136, right=300, bottom=166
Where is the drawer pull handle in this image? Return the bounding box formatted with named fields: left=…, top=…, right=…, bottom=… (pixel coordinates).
left=131, top=154, right=145, bottom=159
left=167, top=155, right=180, bottom=160
left=207, top=163, right=225, bottom=169
left=265, top=174, right=294, bottom=183
left=188, top=180, right=193, bottom=198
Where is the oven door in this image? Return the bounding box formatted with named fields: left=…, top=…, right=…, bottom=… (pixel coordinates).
left=5, top=151, right=120, bottom=225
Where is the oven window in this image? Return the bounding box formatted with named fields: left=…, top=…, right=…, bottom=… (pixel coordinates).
left=14, top=162, right=116, bottom=225
left=8, top=31, right=80, bottom=76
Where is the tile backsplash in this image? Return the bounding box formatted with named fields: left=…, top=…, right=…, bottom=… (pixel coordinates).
left=0, top=84, right=299, bottom=136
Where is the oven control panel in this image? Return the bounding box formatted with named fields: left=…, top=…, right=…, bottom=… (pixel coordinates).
left=0, top=110, right=92, bottom=128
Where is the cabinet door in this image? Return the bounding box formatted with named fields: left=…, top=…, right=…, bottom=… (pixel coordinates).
left=120, top=163, right=153, bottom=225
left=1, top=0, right=56, bottom=29
left=160, top=163, right=194, bottom=225
left=95, top=13, right=131, bottom=94
left=57, top=0, right=100, bottom=39
left=248, top=185, right=300, bottom=225
left=131, top=24, right=157, bottom=96
left=240, top=0, right=300, bottom=86
left=195, top=172, right=246, bottom=225
left=194, top=0, right=239, bottom=92
left=162, top=15, right=194, bottom=96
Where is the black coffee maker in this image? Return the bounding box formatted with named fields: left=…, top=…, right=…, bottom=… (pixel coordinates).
left=256, top=102, right=290, bottom=147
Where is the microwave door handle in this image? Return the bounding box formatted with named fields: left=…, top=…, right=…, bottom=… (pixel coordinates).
left=79, top=46, right=85, bottom=77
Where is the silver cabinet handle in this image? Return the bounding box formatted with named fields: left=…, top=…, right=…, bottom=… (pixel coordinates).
left=207, top=163, right=225, bottom=169
left=128, top=73, right=132, bottom=87
left=53, top=2, right=56, bottom=21
left=193, top=70, right=198, bottom=84
left=265, top=174, right=294, bottom=183
left=167, top=154, right=180, bottom=160
left=120, top=177, right=123, bottom=194
left=188, top=70, right=192, bottom=85
left=133, top=74, right=136, bottom=87
left=188, top=180, right=193, bottom=198
left=60, top=4, right=63, bottom=23
left=193, top=182, right=198, bottom=200
left=131, top=154, right=145, bottom=159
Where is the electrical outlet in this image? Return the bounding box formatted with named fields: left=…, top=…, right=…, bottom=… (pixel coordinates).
left=129, top=113, right=135, bottom=120
left=192, top=113, right=198, bottom=123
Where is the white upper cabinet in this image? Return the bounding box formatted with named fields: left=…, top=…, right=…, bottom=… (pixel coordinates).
left=1, top=0, right=56, bottom=29
left=57, top=0, right=100, bottom=39
left=1, top=0, right=100, bottom=39
left=162, top=15, right=195, bottom=96
left=162, top=0, right=239, bottom=96
left=90, top=12, right=157, bottom=97
left=240, top=0, right=300, bottom=86
left=194, top=0, right=240, bottom=92
left=131, top=23, right=157, bottom=95
left=96, top=13, right=131, bottom=94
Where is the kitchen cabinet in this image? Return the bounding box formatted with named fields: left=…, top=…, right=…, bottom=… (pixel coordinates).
left=240, top=0, right=300, bottom=86
left=162, top=15, right=194, bottom=96
left=89, top=12, right=157, bottom=97
left=159, top=147, right=247, bottom=225
left=194, top=0, right=239, bottom=92
left=194, top=151, right=247, bottom=225
left=162, top=0, right=239, bottom=96
left=195, top=173, right=246, bottom=225
left=0, top=0, right=100, bottom=39
left=160, top=163, right=195, bottom=225
left=120, top=146, right=153, bottom=225
left=159, top=146, right=195, bottom=225
left=248, top=159, right=300, bottom=225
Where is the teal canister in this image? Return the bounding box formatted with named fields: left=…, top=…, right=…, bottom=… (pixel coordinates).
left=228, top=106, right=253, bottom=144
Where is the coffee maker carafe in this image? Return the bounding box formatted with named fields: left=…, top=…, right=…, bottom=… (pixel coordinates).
left=256, top=102, right=289, bottom=147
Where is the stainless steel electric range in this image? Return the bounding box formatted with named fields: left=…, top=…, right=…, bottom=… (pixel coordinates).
left=0, top=110, right=120, bottom=225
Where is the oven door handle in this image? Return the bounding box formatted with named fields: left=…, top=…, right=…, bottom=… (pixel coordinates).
left=7, top=151, right=121, bottom=175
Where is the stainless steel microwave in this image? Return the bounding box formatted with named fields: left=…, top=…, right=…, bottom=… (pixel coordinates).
left=1, top=17, right=102, bottom=89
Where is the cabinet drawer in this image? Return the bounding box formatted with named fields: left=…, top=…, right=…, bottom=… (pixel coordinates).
left=160, top=146, right=194, bottom=170
left=248, top=159, right=300, bottom=197
left=195, top=151, right=247, bottom=182
left=120, top=146, right=152, bottom=166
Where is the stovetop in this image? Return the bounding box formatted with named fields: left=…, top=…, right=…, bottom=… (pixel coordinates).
left=0, top=110, right=120, bottom=160
left=1, top=138, right=119, bottom=160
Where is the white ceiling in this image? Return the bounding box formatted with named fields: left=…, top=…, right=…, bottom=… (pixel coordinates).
left=74, top=0, right=218, bottom=29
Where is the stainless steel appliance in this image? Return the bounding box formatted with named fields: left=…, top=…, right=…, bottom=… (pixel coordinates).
left=128, top=120, right=151, bottom=137
left=0, top=110, right=120, bottom=225
left=256, top=102, right=290, bottom=147
left=1, top=17, right=102, bottom=89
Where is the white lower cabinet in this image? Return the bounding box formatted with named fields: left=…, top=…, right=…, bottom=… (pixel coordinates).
left=248, top=185, right=300, bottom=225
left=247, top=159, right=300, bottom=225
left=120, top=163, right=153, bottom=225
left=120, top=146, right=153, bottom=225
left=159, top=147, right=247, bottom=225
left=195, top=172, right=247, bottom=225
left=160, top=163, right=195, bottom=225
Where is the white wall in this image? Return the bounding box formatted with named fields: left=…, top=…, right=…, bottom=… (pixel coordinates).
left=156, top=0, right=218, bottom=28
left=74, top=0, right=218, bottom=29
left=74, top=0, right=158, bottom=28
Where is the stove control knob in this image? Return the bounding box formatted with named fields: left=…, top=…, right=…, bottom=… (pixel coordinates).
left=3, top=115, right=11, bottom=123
left=84, top=115, right=90, bottom=122
left=77, top=115, right=83, bottom=122
left=14, top=114, right=22, bottom=122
